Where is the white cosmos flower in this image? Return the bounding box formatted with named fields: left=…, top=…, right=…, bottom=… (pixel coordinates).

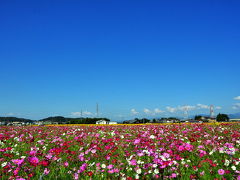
left=14, top=137, right=19, bottom=141
left=154, top=169, right=159, bottom=174
left=181, top=161, right=186, bottom=165
left=101, top=164, right=106, bottom=168
left=224, top=160, right=230, bottom=166
left=1, top=162, right=7, bottom=167
left=231, top=166, right=236, bottom=171
left=136, top=168, right=142, bottom=174
left=149, top=135, right=156, bottom=139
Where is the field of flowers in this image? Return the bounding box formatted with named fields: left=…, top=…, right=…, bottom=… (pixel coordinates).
left=0, top=123, right=239, bottom=180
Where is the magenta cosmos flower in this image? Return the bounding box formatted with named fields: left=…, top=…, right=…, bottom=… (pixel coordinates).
left=28, top=156, right=39, bottom=166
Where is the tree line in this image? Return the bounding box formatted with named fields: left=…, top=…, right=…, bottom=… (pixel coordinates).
left=0, top=116, right=110, bottom=124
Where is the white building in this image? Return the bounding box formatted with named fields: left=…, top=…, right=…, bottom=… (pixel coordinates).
left=230, top=119, right=240, bottom=122
left=109, top=121, right=117, bottom=124
left=96, top=119, right=109, bottom=124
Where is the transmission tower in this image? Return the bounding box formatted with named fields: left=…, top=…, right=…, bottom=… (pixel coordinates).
left=183, top=106, right=188, bottom=120
left=96, top=103, right=99, bottom=117
left=210, top=105, right=214, bottom=118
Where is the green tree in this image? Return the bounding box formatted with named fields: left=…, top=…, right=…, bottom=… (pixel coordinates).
left=195, top=116, right=202, bottom=120
left=216, top=113, right=229, bottom=122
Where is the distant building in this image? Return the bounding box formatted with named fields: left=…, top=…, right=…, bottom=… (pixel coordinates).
left=96, top=119, right=109, bottom=124
left=196, top=116, right=216, bottom=122
left=0, top=121, right=7, bottom=125
left=123, top=119, right=139, bottom=124
left=109, top=121, right=117, bottom=124
left=230, top=119, right=240, bottom=122
left=7, top=122, right=25, bottom=126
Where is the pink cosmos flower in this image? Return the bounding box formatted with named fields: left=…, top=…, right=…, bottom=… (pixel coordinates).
left=64, top=161, right=69, bottom=167
left=105, top=145, right=111, bottom=150
left=78, top=155, right=85, bottom=161
left=178, top=145, right=184, bottom=151
left=96, top=162, right=100, bottom=167
left=134, top=139, right=141, bottom=144
left=113, top=168, right=119, bottom=173
left=45, top=154, right=53, bottom=159
left=105, top=155, right=110, bottom=160
left=13, top=168, right=20, bottom=176
left=44, top=168, right=50, bottom=175
left=12, top=159, right=24, bottom=166
left=199, top=150, right=207, bottom=157
left=218, top=169, right=225, bottom=175
left=91, top=149, right=96, bottom=154
left=29, top=150, right=37, bottom=156
left=163, top=153, right=170, bottom=159
left=185, top=143, right=193, bottom=151
left=16, top=178, right=26, bottom=180
left=171, top=173, right=177, bottom=178
left=78, top=163, right=87, bottom=173
left=130, top=159, right=137, bottom=166
left=108, top=169, right=114, bottom=174
left=52, top=156, right=58, bottom=161
left=107, top=164, right=114, bottom=169
left=74, top=173, right=79, bottom=180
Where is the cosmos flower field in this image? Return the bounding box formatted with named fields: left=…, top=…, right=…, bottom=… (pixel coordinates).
left=0, top=123, right=239, bottom=180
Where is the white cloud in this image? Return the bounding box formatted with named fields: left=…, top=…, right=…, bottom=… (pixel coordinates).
left=234, top=96, right=240, bottom=100
left=131, top=109, right=139, bottom=115
left=143, top=108, right=152, bottom=114
left=178, top=105, right=196, bottom=111
left=166, top=106, right=177, bottom=113
left=197, top=104, right=209, bottom=109
left=71, top=112, right=81, bottom=116
left=233, top=103, right=240, bottom=110
left=71, top=111, right=93, bottom=117
left=215, top=106, right=222, bottom=110
left=154, top=108, right=164, bottom=114
left=6, top=113, right=15, bottom=116
left=83, top=111, right=92, bottom=116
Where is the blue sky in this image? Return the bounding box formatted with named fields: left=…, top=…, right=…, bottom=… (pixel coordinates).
left=0, top=0, right=240, bottom=120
